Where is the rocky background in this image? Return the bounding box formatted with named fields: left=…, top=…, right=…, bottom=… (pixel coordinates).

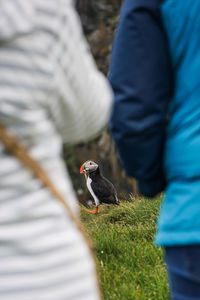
left=76, top=0, right=121, bottom=73
left=63, top=0, right=137, bottom=204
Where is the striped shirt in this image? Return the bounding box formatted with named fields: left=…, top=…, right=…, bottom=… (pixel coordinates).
left=0, top=0, right=112, bottom=299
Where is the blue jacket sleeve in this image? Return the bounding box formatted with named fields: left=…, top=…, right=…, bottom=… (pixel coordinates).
left=109, top=0, right=173, bottom=197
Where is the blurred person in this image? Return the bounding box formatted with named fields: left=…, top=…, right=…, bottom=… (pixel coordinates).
left=109, top=0, right=200, bottom=299
left=0, top=0, right=112, bottom=299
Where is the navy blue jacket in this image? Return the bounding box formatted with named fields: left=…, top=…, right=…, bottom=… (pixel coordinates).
left=109, top=0, right=173, bottom=197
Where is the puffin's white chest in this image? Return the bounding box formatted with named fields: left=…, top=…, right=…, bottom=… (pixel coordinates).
left=86, top=176, right=100, bottom=206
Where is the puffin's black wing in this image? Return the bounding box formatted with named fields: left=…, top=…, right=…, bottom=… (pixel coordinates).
left=91, top=177, right=118, bottom=205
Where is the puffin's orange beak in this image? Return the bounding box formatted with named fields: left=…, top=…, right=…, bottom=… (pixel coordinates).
left=80, top=163, right=85, bottom=174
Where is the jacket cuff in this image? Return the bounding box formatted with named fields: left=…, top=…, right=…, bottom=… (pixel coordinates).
left=137, top=177, right=165, bottom=198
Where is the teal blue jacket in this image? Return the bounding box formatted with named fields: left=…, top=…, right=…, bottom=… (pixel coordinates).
left=110, top=0, right=200, bottom=246
left=156, top=0, right=200, bottom=245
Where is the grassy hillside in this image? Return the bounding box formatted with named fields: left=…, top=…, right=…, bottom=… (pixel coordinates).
left=81, top=196, right=170, bottom=300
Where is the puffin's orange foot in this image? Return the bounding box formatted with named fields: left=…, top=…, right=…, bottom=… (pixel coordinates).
left=87, top=207, right=99, bottom=214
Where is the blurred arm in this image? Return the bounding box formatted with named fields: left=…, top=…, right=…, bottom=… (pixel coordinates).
left=109, top=0, right=173, bottom=197
left=50, top=1, right=113, bottom=144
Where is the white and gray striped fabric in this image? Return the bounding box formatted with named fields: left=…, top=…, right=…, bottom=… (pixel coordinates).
left=0, top=0, right=113, bottom=299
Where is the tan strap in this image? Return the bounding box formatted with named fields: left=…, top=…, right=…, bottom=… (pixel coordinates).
left=0, top=123, right=95, bottom=258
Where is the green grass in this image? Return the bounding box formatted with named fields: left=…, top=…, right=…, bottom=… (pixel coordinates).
left=81, top=196, right=170, bottom=300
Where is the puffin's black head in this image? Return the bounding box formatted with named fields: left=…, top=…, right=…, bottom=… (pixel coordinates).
left=80, top=160, right=99, bottom=174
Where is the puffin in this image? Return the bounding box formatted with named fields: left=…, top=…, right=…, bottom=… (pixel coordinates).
left=80, top=160, right=118, bottom=214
